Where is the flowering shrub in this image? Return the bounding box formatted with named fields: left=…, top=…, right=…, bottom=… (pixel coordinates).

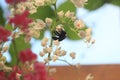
left=0, top=0, right=95, bottom=80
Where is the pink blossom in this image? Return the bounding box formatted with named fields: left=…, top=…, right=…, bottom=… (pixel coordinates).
left=19, top=49, right=37, bottom=63
left=6, top=0, right=26, bottom=4
left=24, top=62, right=47, bottom=80
left=9, top=10, right=32, bottom=30
left=0, top=72, right=6, bottom=80
left=8, top=66, right=22, bottom=80
left=0, top=27, right=11, bottom=42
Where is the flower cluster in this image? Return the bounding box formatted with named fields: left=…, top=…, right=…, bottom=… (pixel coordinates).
left=0, top=0, right=95, bottom=80
left=0, top=27, right=11, bottom=42
left=19, top=49, right=37, bottom=63
left=9, top=10, right=32, bottom=30
left=40, top=37, right=77, bottom=63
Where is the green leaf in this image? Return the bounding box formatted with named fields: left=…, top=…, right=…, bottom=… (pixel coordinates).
left=63, top=22, right=80, bottom=40
left=58, top=1, right=76, bottom=12
left=65, top=27, right=81, bottom=40
left=110, top=0, right=120, bottom=6
left=0, top=7, right=5, bottom=26
left=29, top=6, right=55, bottom=20
left=84, top=0, right=105, bottom=11
left=39, top=30, right=45, bottom=39
left=9, top=35, right=31, bottom=66
left=5, top=24, right=13, bottom=31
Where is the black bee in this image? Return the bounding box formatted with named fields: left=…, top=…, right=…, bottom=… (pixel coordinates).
left=52, top=28, right=66, bottom=41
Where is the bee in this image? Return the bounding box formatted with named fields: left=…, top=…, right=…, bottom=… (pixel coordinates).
left=52, top=26, right=66, bottom=41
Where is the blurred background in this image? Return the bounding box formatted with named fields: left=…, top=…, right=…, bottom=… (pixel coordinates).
left=0, top=0, right=120, bottom=80
left=0, top=0, right=120, bottom=65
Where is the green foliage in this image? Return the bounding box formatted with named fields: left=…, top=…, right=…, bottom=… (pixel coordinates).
left=64, top=25, right=81, bottom=40
left=9, top=35, right=31, bottom=66
left=110, top=0, right=120, bottom=6
left=84, top=0, right=120, bottom=11
left=84, top=0, right=105, bottom=11
left=58, top=1, right=76, bottom=12
left=0, top=7, right=5, bottom=26
left=29, top=6, right=55, bottom=20
left=61, top=18, right=80, bottom=40
left=5, top=24, right=13, bottom=31
left=39, top=30, right=45, bottom=39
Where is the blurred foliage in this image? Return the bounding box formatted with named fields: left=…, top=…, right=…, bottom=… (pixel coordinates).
left=84, top=0, right=105, bottom=11
left=0, top=7, right=5, bottom=26
left=58, top=1, right=76, bottom=12
left=110, top=0, right=120, bottom=6
left=29, top=6, right=55, bottom=20
left=84, top=0, right=120, bottom=11
left=57, top=1, right=79, bottom=40
left=9, top=36, right=31, bottom=66
left=5, top=24, right=14, bottom=31
left=39, top=29, right=45, bottom=39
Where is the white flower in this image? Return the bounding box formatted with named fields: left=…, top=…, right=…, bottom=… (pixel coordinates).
left=75, top=63, right=81, bottom=69
left=16, top=3, right=26, bottom=14
left=52, top=55, right=58, bottom=62
left=65, top=11, right=75, bottom=18
left=71, top=0, right=88, bottom=7
left=85, top=73, right=94, bottom=80
left=53, top=40, right=60, bottom=46
left=29, top=8, right=37, bottom=14
left=33, top=19, right=46, bottom=30
left=34, top=0, right=45, bottom=7
left=29, top=28, right=40, bottom=38
left=91, top=39, right=95, bottom=44
left=42, top=37, right=49, bottom=42
left=57, top=11, right=64, bottom=17
left=45, top=18, right=53, bottom=26
left=41, top=37, right=49, bottom=47
left=71, top=16, right=77, bottom=21
left=78, top=30, right=86, bottom=38
left=43, top=47, right=48, bottom=53
left=41, top=41, right=47, bottom=47
left=44, top=57, right=49, bottom=63
left=74, top=20, right=85, bottom=29
left=16, top=73, right=21, bottom=80
left=85, top=28, right=92, bottom=36
left=70, top=52, right=76, bottom=59
left=3, top=66, right=12, bottom=72
left=46, top=47, right=52, bottom=53
left=56, top=24, right=63, bottom=32
left=49, top=68, right=56, bottom=75
left=39, top=52, right=45, bottom=57
left=54, top=47, right=61, bottom=56
left=85, top=36, right=91, bottom=43
left=60, top=50, right=66, bottom=56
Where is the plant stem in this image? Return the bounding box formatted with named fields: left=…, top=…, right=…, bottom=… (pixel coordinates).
left=12, top=39, right=19, bottom=65
left=48, top=35, right=53, bottom=59
left=48, top=2, right=58, bottom=59
left=58, top=59, right=73, bottom=66
left=53, top=3, right=59, bottom=22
